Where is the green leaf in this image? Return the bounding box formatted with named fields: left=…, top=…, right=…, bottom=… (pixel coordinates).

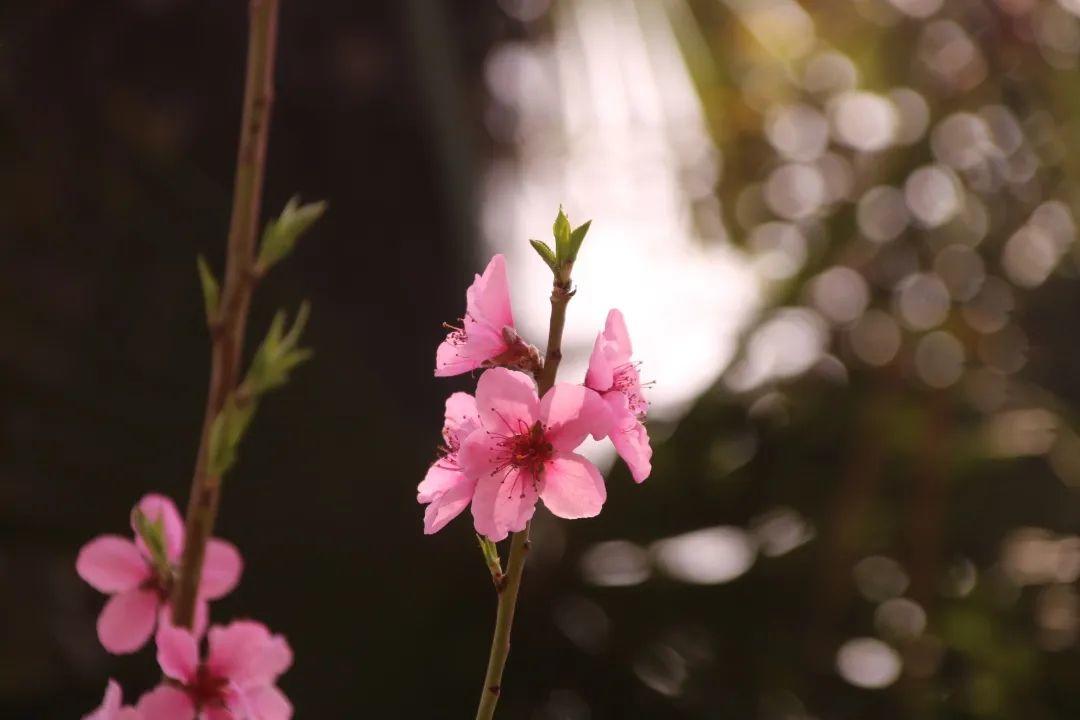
left=197, top=255, right=220, bottom=321
left=257, top=196, right=328, bottom=272
left=245, top=302, right=314, bottom=395
left=477, top=534, right=504, bottom=583
left=132, top=508, right=171, bottom=578
left=207, top=396, right=257, bottom=477
left=529, top=239, right=558, bottom=273
left=552, top=206, right=571, bottom=263
left=567, top=219, right=591, bottom=264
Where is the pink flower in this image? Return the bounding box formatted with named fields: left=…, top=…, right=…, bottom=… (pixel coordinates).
left=585, top=309, right=652, bottom=483
left=435, top=254, right=516, bottom=376
left=417, top=392, right=482, bottom=534
left=84, top=679, right=140, bottom=720
left=76, top=494, right=243, bottom=654
left=459, top=368, right=611, bottom=541
left=137, top=620, right=293, bottom=720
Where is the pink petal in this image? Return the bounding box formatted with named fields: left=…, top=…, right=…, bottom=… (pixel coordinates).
left=434, top=324, right=507, bottom=377
left=417, top=463, right=462, bottom=503
left=584, top=331, right=616, bottom=393
left=422, top=472, right=476, bottom=534
left=540, top=384, right=610, bottom=452
left=241, top=685, right=293, bottom=720
left=601, top=308, right=633, bottom=360
left=539, top=452, right=607, bottom=519
left=605, top=394, right=652, bottom=483
left=136, top=686, right=195, bottom=720
left=475, top=368, right=539, bottom=434
left=77, top=536, right=151, bottom=594
left=133, top=494, right=185, bottom=562
left=97, top=588, right=160, bottom=654
left=199, top=539, right=243, bottom=600
left=116, top=709, right=141, bottom=720
left=470, top=465, right=539, bottom=542
left=83, top=679, right=122, bottom=720
left=443, top=391, right=480, bottom=441
left=207, top=621, right=291, bottom=686
left=466, top=254, right=514, bottom=331
left=155, top=622, right=199, bottom=683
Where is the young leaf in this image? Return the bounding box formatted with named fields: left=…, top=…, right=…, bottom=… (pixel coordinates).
left=207, top=396, right=257, bottom=477
left=566, top=219, right=592, bottom=264
left=131, top=508, right=171, bottom=579
left=529, top=239, right=558, bottom=273
left=245, top=302, right=314, bottom=395
left=197, top=255, right=220, bottom=321
left=257, top=196, right=328, bottom=272
left=552, top=206, right=571, bottom=263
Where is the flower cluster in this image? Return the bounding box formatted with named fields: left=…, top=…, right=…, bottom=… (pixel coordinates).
left=419, top=254, right=653, bottom=540
left=78, top=496, right=293, bottom=719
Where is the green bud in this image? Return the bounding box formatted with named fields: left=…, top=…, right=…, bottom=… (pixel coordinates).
left=552, top=206, right=572, bottom=263
left=132, top=508, right=171, bottom=578
left=245, top=302, right=313, bottom=396
left=197, top=255, right=220, bottom=322
left=207, top=395, right=256, bottom=477
left=566, top=219, right=591, bottom=265
left=477, top=534, right=504, bottom=582
left=529, top=239, right=558, bottom=272
left=257, top=196, right=328, bottom=273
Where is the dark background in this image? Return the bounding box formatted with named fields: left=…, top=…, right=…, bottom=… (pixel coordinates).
left=5, top=1, right=1080, bottom=718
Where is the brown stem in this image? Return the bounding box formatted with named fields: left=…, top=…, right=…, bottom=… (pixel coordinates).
left=475, top=278, right=574, bottom=720
left=171, top=0, right=280, bottom=628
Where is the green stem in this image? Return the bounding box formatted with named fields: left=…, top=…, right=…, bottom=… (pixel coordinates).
left=171, top=0, right=279, bottom=628
left=475, top=278, right=574, bottom=720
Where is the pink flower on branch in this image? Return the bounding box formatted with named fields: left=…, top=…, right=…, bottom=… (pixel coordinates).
left=460, top=368, right=611, bottom=541
left=83, top=679, right=140, bottom=720
left=417, top=392, right=482, bottom=534
left=76, top=494, right=242, bottom=654
left=435, top=254, right=538, bottom=377
left=585, top=309, right=652, bottom=483
left=137, top=620, right=293, bottom=720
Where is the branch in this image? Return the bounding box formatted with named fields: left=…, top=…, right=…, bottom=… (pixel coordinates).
left=171, top=0, right=280, bottom=628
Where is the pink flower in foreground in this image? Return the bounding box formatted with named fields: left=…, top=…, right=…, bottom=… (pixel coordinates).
left=417, top=392, right=482, bottom=534
left=585, top=309, right=652, bottom=483
left=137, top=620, right=293, bottom=720
left=84, top=679, right=140, bottom=720
left=76, top=494, right=243, bottom=654
left=435, top=254, right=517, bottom=377
left=460, top=368, right=610, bottom=541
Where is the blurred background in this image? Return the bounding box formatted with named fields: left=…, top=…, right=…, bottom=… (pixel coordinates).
left=4, top=0, right=1080, bottom=717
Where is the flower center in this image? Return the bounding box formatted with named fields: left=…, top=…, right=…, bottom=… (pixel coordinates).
left=490, top=420, right=553, bottom=482
left=189, top=665, right=230, bottom=708
left=612, top=363, right=648, bottom=417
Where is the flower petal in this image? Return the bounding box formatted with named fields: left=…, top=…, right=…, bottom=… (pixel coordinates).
left=77, top=536, right=151, bottom=594
left=466, top=254, right=514, bottom=331
left=207, top=621, right=291, bottom=687
left=199, top=539, right=243, bottom=600
left=434, top=324, right=506, bottom=377
left=83, top=679, right=123, bottom=720
left=98, top=588, right=160, bottom=654
left=155, top=621, right=199, bottom=682
left=601, top=308, right=633, bottom=360
left=443, top=391, right=480, bottom=441
left=242, top=685, right=293, bottom=720
left=540, top=384, right=610, bottom=451
left=471, top=466, right=539, bottom=542
left=539, top=452, right=607, bottom=519
left=133, top=494, right=185, bottom=562
left=475, top=368, right=539, bottom=434
left=606, top=394, right=652, bottom=483
left=422, top=472, right=476, bottom=534
left=136, top=686, right=196, bottom=720
left=584, top=332, right=616, bottom=393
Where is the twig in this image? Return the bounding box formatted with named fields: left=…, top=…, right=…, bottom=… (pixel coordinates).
left=474, top=278, right=574, bottom=720
left=171, top=0, right=280, bottom=628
